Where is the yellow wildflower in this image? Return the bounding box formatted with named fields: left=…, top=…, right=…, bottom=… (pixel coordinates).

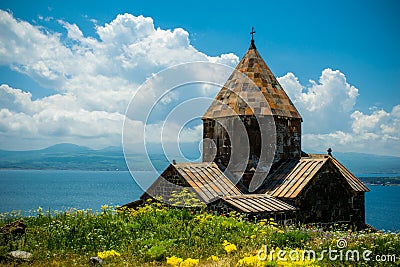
left=223, top=240, right=237, bottom=253
left=194, top=213, right=214, bottom=223
left=97, top=249, right=121, bottom=259
left=180, top=258, right=199, bottom=267
left=225, top=243, right=238, bottom=253
left=236, top=255, right=264, bottom=267
left=166, top=256, right=183, bottom=266
left=250, top=234, right=257, bottom=239
left=207, top=255, right=219, bottom=262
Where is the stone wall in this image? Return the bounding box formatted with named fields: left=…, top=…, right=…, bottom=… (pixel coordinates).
left=288, top=161, right=365, bottom=226
left=142, top=165, right=194, bottom=204
left=274, top=117, right=302, bottom=162
left=202, top=115, right=301, bottom=190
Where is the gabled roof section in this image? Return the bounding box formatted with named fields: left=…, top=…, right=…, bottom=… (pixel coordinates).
left=221, top=194, right=297, bottom=213
left=268, top=157, right=328, bottom=198
left=174, top=162, right=243, bottom=202
left=330, top=157, right=370, bottom=192
left=203, top=41, right=302, bottom=120
left=258, top=154, right=369, bottom=198
left=145, top=162, right=243, bottom=203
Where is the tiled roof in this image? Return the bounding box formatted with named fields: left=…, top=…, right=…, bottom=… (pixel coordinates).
left=259, top=155, right=369, bottom=198
left=270, top=157, right=328, bottom=198
left=173, top=162, right=242, bottom=202
left=203, top=41, right=302, bottom=120
left=221, top=194, right=297, bottom=213
left=330, top=157, right=370, bottom=192
left=145, top=162, right=298, bottom=212
left=146, top=162, right=242, bottom=203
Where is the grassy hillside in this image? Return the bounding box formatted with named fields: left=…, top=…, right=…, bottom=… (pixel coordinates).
left=0, top=200, right=398, bottom=266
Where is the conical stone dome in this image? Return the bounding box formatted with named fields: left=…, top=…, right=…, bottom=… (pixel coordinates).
left=203, top=41, right=302, bottom=120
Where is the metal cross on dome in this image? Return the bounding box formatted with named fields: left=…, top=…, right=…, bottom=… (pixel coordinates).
left=250, top=27, right=256, bottom=41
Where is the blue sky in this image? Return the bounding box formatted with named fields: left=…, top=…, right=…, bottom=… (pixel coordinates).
left=0, top=0, right=399, bottom=156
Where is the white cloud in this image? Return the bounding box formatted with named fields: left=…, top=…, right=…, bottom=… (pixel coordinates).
left=0, top=84, right=126, bottom=149
left=96, top=14, right=155, bottom=45
left=0, top=84, right=34, bottom=113
left=278, top=68, right=359, bottom=134
left=0, top=10, right=238, bottom=150
left=0, top=108, right=36, bottom=134
left=0, top=10, right=398, bottom=156
left=208, top=53, right=239, bottom=66
left=351, top=109, right=389, bottom=134
left=278, top=71, right=400, bottom=156
left=59, top=21, right=84, bottom=40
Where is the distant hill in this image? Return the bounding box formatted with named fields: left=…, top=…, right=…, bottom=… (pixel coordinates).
left=0, top=144, right=129, bottom=171
left=39, top=143, right=91, bottom=153
left=0, top=143, right=399, bottom=174
left=332, top=152, right=400, bottom=174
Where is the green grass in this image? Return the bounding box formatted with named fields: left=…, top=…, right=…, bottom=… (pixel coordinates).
left=0, top=201, right=399, bottom=266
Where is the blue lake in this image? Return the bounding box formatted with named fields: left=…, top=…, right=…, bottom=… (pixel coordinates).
left=0, top=170, right=149, bottom=213
left=0, top=170, right=399, bottom=231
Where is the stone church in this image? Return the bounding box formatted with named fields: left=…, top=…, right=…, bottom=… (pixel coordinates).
left=131, top=36, right=369, bottom=227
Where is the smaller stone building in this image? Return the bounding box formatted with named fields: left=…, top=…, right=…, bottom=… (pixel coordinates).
left=256, top=154, right=368, bottom=225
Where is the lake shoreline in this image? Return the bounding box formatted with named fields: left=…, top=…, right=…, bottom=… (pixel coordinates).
left=0, top=170, right=399, bottom=231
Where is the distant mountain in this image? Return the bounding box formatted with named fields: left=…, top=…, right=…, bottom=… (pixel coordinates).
left=0, top=143, right=128, bottom=171
left=319, top=151, right=400, bottom=175
left=0, top=143, right=399, bottom=174
left=39, top=143, right=92, bottom=153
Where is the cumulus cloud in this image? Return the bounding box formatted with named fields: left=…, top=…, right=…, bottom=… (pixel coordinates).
left=278, top=68, right=359, bottom=134
left=279, top=71, right=400, bottom=156
left=0, top=84, right=34, bottom=113
left=0, top=10, right=398, bottom=156
left=0, top=10, right=238, bottom=150
left=0, top=84, right=125, bottom=149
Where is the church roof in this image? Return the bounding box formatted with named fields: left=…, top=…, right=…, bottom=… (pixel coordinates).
left=203, top=41, right=302, bottom=120
left=330, top=157, right=370, bottom=192
left=145, top=162, right=242, bottom=203
left=221, top=194, right=297, bottom=213
left=172, top=162, right=242, bottom=202
left=258, top=154, right=369, bottom=198
left=144, top=162, right=298, bottom=213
